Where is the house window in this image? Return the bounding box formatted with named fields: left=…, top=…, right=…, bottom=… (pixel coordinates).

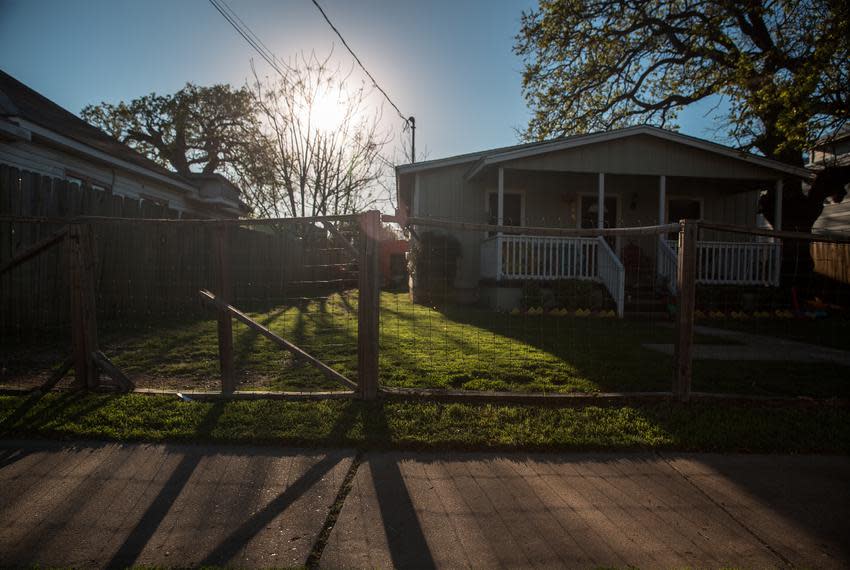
left=487, top=192, right=523, bottom=226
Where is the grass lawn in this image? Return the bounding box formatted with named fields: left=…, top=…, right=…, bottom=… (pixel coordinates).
left=1, top=392, right=848, bottom=454
left=2, top=292, right=848, bottom=397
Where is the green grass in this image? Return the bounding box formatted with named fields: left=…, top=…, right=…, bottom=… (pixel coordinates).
left=3, top=291, right=848, bottom=397
left=1, top=392, right=848, bottom=454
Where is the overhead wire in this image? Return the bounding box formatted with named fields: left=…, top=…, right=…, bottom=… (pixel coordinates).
left=208, top=0, right=289, bottom=79
left=208, top=0, right=407, bottom=169
left=309, top=0, right=410, bottom=127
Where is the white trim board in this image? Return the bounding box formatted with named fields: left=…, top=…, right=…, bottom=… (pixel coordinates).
left=395, top=125, right=813, bottom=181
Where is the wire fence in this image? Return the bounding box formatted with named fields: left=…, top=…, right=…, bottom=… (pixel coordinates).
left=379, top=215, right=850, bottom=401
left=3, top=165, right=850, bottom=401
left=686, top=223, right=850, bottom=399
left=1, top=215, right=365, bottom=395
left=379, top=216, right=681, bottom=396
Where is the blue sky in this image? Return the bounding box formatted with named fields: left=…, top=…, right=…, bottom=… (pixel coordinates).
left=0, top=0, right=726, bottom=163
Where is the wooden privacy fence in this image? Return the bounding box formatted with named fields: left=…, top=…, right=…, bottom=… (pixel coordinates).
left=811, top=241, right=850, bottom=285
left=1, top=165, right=183, bottom=333
left=0, top=211, right=382, bottom=399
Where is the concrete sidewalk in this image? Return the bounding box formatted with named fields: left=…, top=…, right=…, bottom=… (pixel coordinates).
left=1, top=441, right=848, bottom=569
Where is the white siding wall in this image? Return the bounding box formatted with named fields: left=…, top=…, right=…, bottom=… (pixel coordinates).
left=2, top=139, right=200, bottom=216
left=814, top=200, right=850, bottom=235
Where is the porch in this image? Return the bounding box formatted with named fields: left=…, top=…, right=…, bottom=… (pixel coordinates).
left=481, top=233, right=782, bottom=316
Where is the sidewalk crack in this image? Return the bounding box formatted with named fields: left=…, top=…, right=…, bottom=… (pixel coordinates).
left=306, top=451, right=363, bottom=569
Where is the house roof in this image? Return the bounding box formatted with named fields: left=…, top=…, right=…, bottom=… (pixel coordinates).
left=0, top=69, right=246, bottom=211
left=396, top=125, right=814, bottom=181
left=0, top=70, right=198, bottom=185
left=813, top=124, right=850, bottom=147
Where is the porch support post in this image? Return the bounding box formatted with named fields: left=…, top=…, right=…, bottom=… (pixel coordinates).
left=597, top=172, right=605, bottom=230
left=658, top=175, right=666, bottom=224
left=497, top=167, right=504, bottom=233
left=496, top=167, right=504, bottom=280
left=774, top=179, right=783, bottom=231
left=412, top=174, right=420, bottom=217
left=673, top=219, right=697, bottom=402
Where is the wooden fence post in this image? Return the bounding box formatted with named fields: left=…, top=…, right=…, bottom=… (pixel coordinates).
left=358, top=211, right=380, bottom=400
left=215, top=224, right=235, bottom=393
left=673, top=219, right=697, bottom=401
left=68, top=222, right=99, bottom=389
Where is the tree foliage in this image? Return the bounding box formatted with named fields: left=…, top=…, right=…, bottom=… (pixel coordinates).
left=81, top=84, right=265, bottom=177
left=515, top=0, right=850, bottom=240
left=515, top=0, right=849, bottom=166
left=80, top=53, right=391, bottom=220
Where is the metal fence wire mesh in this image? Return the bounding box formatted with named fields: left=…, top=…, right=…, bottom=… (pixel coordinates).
left=378, top=216, right=850, bottom=400
left=2, top=164, right=849, bottom=401
left=1, top=215, right=363, bottom=394
left=379, top=216, right=681, bottom=396
left=689, top=226, right=850, bottom=398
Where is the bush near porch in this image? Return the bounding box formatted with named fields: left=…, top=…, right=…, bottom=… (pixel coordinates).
left=520, top=280, right=616, bottom=311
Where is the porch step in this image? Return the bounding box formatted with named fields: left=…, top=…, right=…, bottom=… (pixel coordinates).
left=624, top=287, right=671, bottom=319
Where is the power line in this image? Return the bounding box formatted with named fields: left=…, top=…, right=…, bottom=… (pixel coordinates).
left=208, top=0, right=288, bottom=78
left=207, top=0, right=410, bottom=167
left=309, top=0, right=410, bottom=127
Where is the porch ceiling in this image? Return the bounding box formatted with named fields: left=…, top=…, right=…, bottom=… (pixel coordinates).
left=479, top=169, right=771, bottom=195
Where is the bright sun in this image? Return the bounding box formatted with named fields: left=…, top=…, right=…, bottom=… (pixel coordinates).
left=308, top=86, right=348, bottom=133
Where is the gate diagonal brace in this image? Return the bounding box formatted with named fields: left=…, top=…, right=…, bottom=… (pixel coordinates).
left=93, top=351, right=135, bottom=392
left=198, top=289, right=358, bottom=391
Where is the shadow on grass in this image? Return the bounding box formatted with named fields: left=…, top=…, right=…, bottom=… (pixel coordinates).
left=383, top=293, right=849, bottom=398
left=380, top=297, right=675, bottom=394
left=0, top=390, right=110, bottom=436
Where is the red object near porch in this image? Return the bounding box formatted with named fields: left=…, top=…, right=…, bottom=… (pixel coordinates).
left=379, top=239, right=409, bottom=289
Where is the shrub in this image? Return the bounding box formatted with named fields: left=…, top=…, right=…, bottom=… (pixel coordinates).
left=408, top=231, right=463, bottom=305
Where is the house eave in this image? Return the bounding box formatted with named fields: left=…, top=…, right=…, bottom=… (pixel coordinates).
left=464, top=126, right=815, bottom=181
left=19, top=118, right=199, bottom=194
left=0, top=117, right=31, bottom=142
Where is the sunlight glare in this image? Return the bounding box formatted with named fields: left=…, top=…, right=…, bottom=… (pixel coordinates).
left=308, top=85, right=349, bottom=133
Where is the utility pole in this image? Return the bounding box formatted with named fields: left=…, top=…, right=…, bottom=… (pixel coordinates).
left=409, top=116, right=416, bottom=163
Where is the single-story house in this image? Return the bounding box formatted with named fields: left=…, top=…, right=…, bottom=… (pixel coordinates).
left=811, top=125, right=850, bottom=236
left=395, top=126, right=813, bottom=316
left=0, top=69, right=247, bottom=218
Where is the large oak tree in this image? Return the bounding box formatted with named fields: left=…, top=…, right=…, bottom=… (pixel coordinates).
left=515, top=0, right=850, bottom=233
left=82, top=84, right=265, bottom=178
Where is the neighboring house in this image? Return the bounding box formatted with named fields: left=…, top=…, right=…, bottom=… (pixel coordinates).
left=396, top=126, right=812, bottom=316
left=811, top=125, right=850, bottom=236
left=0, top=70, right=247, bottom=218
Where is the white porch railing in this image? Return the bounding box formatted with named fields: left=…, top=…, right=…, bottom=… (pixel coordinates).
left=483, top=234, right=598, bottom=280
left=666, top=240, right=781, bottom=286
left=481, top=234, right=624, bottom=316
left=596, top=236, right=625, bottom=317
left=656, top=237, right=678, bottom=295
